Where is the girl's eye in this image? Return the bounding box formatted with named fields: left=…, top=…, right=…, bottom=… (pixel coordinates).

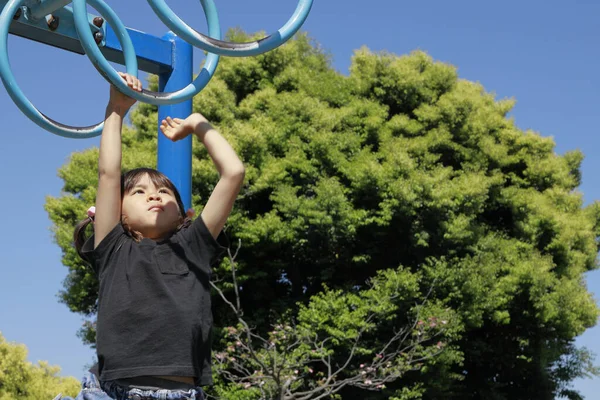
left=134, top=189, right=144, bottom=194
left=159, top=189, right=169, bottom=194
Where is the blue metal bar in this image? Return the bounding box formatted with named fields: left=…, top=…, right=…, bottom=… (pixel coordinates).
left=8, top=3, right=98, bottom=56
left=1, top=0, right=170, bottom=137
left=157, top=32, right=193, bottom=210
left=29, top=0, right=72, bottom=20
left=2, top=0, right=173, bottom=75
left=104, top=25, right=172, bottom=75
left=2, top=0, right=195, bottom=189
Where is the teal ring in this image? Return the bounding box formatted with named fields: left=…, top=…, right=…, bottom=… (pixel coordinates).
left=147, top=0, right=313, bottom=57
left=0, top=0, right=105, bottom=138
left=72, top=0, right=221, bottom=106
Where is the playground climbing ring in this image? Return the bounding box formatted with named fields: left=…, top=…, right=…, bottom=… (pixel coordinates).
left=0, top=0, right=313, bottom=138
left=147, top=0, right=314, bottom=57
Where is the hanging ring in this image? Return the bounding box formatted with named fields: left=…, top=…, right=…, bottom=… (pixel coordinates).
left=72, top=0, right=221, bottom=106
left=147, top=0, right=313, bottom=57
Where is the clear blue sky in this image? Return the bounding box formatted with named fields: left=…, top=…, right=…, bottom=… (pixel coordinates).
left=1, top=0, right=599, bottom=397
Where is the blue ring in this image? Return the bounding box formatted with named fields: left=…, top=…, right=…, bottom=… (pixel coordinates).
left=147, top=0, right=313, bottom=57
left=0, top=0, right=104, bottom=138
left=73, top=0, right=220, bottom=106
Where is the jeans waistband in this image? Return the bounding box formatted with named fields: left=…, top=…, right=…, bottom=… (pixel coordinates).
left=81, top=372, right=205, bottom=400
left=104, top=385, right=204, bottom=400
left=109, top=376, right=196, bottom=391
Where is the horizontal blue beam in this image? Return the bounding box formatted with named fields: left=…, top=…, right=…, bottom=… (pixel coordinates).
left=3, top=1, right=172, bottom=74
left=103, top=25, right=172, bottom=75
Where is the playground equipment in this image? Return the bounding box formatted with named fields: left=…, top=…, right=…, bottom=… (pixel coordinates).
left=0, top=0, right=312, bottom=208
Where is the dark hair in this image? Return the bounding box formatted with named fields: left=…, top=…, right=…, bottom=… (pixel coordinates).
left=74, top=168, right=191, bottom=261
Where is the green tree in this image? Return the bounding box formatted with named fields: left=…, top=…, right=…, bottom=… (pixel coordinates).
left=0, top=332, right=80, bottom=400
left=45, top=31, right=600, bottom=399
left=209, top=242, right=460, bottom=400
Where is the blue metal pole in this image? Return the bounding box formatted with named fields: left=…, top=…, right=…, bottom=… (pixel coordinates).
left=158, top=32, right=193, bottom=211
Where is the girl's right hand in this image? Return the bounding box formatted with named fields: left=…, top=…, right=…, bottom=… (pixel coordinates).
left=108, top=72, right=142, bottom=111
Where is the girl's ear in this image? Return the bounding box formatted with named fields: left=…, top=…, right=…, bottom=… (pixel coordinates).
left=186, top=208, right=195, bottom=219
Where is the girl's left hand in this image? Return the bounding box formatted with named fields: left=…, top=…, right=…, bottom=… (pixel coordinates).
left=160, top=117, right=191, bottom=142
left=160, top=114, right=209, bottom=142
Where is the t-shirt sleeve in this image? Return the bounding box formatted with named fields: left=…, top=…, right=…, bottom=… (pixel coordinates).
left=182, top=216, right=229, bottom=265
left=81, top=223, right=126, bottom=275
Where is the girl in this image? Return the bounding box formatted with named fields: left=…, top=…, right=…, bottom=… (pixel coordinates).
left=56, top=73, right=245, bottom=400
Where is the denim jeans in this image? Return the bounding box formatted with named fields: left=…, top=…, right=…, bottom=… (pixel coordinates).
left=53, top=372, right=205, bottom=400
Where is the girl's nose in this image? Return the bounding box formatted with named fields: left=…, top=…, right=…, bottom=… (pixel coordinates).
left=147, top=192, right=161, bottom=201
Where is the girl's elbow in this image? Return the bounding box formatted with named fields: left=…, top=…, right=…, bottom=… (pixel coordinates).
left=223, top=164, right=245, bottom=181
left=98, top=167, right=121, bottom=180
left=232, top=165, right=246, bottom=180
left=230, top=159, right=246, bottom=175
left=236, top=163, right=246, bottom=176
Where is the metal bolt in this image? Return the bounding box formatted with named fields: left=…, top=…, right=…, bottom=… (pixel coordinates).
left=93, top=17, right=104, bottom=27
left=13, top=8, right=21, bottom=20
left=47, top=15, right=59, bottom=31
left=94, top=31, right=104, bottom=45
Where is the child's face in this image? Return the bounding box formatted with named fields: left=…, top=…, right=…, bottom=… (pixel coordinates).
left=121, top=173, right=182, bottom=240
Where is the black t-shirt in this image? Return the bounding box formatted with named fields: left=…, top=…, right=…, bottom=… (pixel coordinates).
left=82, top=217, right=226, bottom=386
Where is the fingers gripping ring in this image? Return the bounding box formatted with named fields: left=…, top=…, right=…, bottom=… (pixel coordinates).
left=147, top=0, right=314, bottom=57
left=72, top=0, right=221, bottom=106
left=0, top=0, right=105, bottom=138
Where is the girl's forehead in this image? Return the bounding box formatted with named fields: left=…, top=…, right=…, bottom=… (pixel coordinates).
left=132, top=174, right=160, bottom=188
left=127, top=174, right=156, bottom=192
left=125, top=171, right=174, bottom=193
left=134, top=174, right=152, bottom=185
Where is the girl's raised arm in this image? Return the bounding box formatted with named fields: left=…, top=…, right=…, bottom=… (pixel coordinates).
left=197, top=122, right=245, bottom=239
left=160, top=114, right=245, bottom=239
left=94, top=73, right=142, bottom=248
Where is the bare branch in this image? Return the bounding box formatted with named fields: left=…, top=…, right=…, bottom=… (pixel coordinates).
left=211, top=242, right=451, bottom=400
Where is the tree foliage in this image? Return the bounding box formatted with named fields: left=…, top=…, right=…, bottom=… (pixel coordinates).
left=0, top=332, right=80, bottom=400
left=45, top=31, right=600, bottom=399
left=209, top=243, right=460, bottom=400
